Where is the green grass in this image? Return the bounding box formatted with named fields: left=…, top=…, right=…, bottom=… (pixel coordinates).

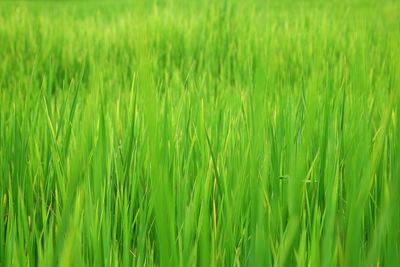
left=0, top=0, right=399, bottom=266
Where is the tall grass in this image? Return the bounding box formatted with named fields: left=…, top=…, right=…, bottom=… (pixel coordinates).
left=0, top=1, right=399, bottom=266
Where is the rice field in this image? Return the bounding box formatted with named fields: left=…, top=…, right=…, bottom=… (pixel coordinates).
left=0, top=1, right=399, bottom=266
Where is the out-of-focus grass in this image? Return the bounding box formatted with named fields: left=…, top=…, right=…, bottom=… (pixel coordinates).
left=0, top=1, right=399, bottom=266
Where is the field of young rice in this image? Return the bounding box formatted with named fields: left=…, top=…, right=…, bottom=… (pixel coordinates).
left=0, top=1, right=399, bottom=266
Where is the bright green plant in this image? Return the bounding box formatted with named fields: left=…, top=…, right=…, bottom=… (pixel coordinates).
left=0, top=1, right=399, bottom=266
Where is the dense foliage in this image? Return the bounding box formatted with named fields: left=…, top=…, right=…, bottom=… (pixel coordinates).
left=0, top=1, right=399, bottom=266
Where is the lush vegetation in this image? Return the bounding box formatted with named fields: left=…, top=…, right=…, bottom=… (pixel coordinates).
left=0, top=1, right=399, bottom=266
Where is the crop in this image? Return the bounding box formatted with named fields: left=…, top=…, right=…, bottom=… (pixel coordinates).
left=0, top=1, right=399, bottom=266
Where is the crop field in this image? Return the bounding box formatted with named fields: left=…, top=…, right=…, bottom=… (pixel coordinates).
left=0, top=1, right=399, bottom=266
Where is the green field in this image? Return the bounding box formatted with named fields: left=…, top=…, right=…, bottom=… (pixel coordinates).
left=0, top=1, right=399, bottom=266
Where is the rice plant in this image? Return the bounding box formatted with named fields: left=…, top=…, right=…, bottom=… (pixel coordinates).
left=0, top=1, right=399, bottom=266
